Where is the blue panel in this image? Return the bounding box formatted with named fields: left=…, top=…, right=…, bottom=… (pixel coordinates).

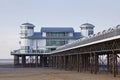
left=73, top=32, right=82, bottom=39
left=41, top=27, right=74, bottom=32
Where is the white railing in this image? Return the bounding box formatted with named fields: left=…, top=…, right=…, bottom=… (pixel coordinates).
left=52, top=25, right=120, bottom=53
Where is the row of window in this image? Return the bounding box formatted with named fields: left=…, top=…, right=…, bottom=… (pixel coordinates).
left=20, top=26, right=33, bottom=29
left=46, top=32, right=69, bottom=37
left=46, top=39, right=68, bottom=46
left=88, top=30, right=94, bottom=35
left=21, top=46, right=30, bottom=50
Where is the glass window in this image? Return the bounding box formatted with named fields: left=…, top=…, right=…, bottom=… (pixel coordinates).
left=46, top=32, right=70, bottom=38
left=88, top=30, right=93, bottom=35
left=27, top=27, right=33, bottom=29
left=46, top=39, right=68, bottom=46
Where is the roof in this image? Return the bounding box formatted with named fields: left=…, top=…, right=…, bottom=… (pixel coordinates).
left=80, top=23, right=95, bottom=28
left=21, top=23, right=35, bottom=27
left=41, top=27, right=74, bottom=32
left=51, top=26, right=120, bottom=54
left=28, top=32, right=81, bottom=39
left=30, top=32, right=42, bottom=39
left=73, top=32, right=82, bottom=39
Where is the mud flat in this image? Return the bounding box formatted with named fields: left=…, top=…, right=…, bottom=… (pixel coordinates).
left=0, top=64, right=120, bottom=80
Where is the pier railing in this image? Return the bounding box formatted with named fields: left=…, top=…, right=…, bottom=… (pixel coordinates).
left=52, top=26, right=120, bottom=53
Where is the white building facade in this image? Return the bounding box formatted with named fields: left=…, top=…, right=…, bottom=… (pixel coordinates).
left=19, top=23, right=95, bottom=54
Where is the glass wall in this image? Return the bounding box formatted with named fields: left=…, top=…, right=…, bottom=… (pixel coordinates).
left=46, top=39, right=68, bottom=46
left=46, top=32, right=69, bottom=38
left=88, top=30, right=94, bottom=35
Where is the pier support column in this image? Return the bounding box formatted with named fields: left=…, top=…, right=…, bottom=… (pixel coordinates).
left=90, top=53, right=94, bottom=73
left=94, top=53, right=98, bottom=74
left=77, top=54, right=79, bottom=72
left=79, top=54, right=83, bottom=72
left=35, top=56, right=38, bottom=67
left=22, top=55, right=26, bottom=67
left=40, top=55, right=43, bottom=67
left=112, top=52, right=117, bottom=77
left=63, top=56, right=66, bottom=70
left=14, top=55, right=19, bottom=66
left=107, top=54, right=110, bottom=72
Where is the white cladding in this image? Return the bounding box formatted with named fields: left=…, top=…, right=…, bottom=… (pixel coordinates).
left=20, top=24, right=34, bottom=37
left=33, top=39, right=46, bottom=50
left=20, top=39, right=33, bottom=47
left=80, top=23, right=94, bottom=37
left=20, top=23, right=35, bottom=53
left=69, top=32, right=73, bottom=37
left=42, top=32, right=46, bottom=37
left=68, top=39, right=74, bottom=43
left=19, top=22, right=94, bottom=54
left=81, top=29, right=89, bottom=37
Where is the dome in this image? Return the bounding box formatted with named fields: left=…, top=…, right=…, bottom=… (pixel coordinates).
left=80, top=23, right=95, bottom=28
left=21, top=23, right=35, bottom=27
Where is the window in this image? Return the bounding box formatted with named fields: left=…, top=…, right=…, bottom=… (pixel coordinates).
left=27, top=27, right=33, bottom=29
left=21, top=46, right=30, bottom=53
left=88, top=30, right=93, bottom=35
left=46, top=39, right=68, bottom=46
left=46, top=32, right=69, bottom=38
left=20, top=30, right=28, bottom=36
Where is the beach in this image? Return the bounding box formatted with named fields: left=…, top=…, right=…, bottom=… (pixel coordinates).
left=0, top=63, right=120, bottom=80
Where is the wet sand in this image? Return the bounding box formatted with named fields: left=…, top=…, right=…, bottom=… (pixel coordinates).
left=0, top=63, right=120, bottom=80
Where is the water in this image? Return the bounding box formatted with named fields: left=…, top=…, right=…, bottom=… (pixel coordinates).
left=0, top=59, right=13, bottom=63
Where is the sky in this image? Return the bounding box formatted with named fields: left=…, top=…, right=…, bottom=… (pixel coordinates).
left=0, top=0, right=120, bottom=59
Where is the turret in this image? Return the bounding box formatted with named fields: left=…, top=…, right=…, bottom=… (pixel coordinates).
left=20, top=23, right=35, bottom=38
left=80, top=23, right=95, bottom=37
left=20, top=23, right=35, bottom=53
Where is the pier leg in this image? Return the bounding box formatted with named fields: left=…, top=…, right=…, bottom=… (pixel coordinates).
left=14, top=55, right=19, bottom=66
left=94, top=53, right=98, bottom=74
left=22, top=55, right=26, bottom=67
left=90, top=53, right=93, bottom=74
left=107, top=54, right=110, bottom=72
left=35, top=56, right=38, bottom=67
left=113, top=53, right=117, bottom=77
left=77, top=54, right=79, bottom=72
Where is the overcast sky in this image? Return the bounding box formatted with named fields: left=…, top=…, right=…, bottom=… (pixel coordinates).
left=0, top=0, right=120, bottom=59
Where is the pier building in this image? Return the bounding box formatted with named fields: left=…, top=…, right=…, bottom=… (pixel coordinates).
left=11, top=23, right=120, bottom=77
left=11, top=22, right=94, bottom=67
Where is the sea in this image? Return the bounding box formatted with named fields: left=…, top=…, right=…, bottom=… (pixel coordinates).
left=0, top=59, right=13, bottom=63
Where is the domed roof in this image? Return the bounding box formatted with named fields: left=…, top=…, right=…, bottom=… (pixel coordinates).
left=21, top=23, right=35, bottom=27
left=80, top=23, right=95, bottom=28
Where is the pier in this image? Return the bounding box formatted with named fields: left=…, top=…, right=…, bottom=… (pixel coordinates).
left=12, top=54, right=50, bottom=67
left=11, top=26, right=120, bottom=77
